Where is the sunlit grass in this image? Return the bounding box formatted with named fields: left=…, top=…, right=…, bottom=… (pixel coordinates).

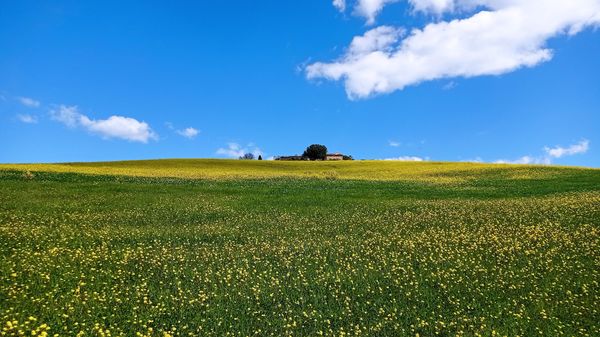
left=0, top=161, right=599, bottom=336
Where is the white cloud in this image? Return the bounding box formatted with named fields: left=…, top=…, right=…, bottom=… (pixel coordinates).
left=216, top=142, right=263, bottom=159
left=494, top=156, right=551, bottom=165
left=80, top=116, right=156, bottom=143
left=166, top=122, right=200, bottom=139
left=409, top=0, right=455, bottom=14
left=333, top=0, right=346, bottom=12
left=17, top=96, right=41, bottom=108
left=384, top=156, right=426, bottom=161
left=355, top=0, right=399, bottom=24
left=495, top=140, right=590, bottom=164
left=314, top=0, right=600, bottom=99
left=349, top=26, right=405, bottom=54
left=177, top=127, right=199, bottom=139
left=443, top=81, right=457, bottom=90
left=50, top=105, right=157, bottom=143
left=544, top=139, right=589, bottom=158
left=461, top=156, right=483, bottom=163
left=17, top=114, right=38, bottom=124
left=388, top=140, right=401, bottom=147
left=51, top=105, right=80, bottom=127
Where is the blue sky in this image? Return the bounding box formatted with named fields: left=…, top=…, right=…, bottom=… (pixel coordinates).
left=1, top=0, right=599, bottom=166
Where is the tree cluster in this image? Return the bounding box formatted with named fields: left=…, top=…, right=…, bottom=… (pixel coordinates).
left=302, top=144, right=327, bottom=161
left=239, top=154, right=263, bottom=160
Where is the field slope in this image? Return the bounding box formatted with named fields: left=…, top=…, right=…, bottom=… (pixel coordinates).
left=1, top=160, right=599, bottom=336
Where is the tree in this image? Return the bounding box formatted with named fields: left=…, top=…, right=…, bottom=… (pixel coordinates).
left=343, top=155, right=353, bottom=161
left=258, top=155, right=263, bottom=160
left=239, top=153, right=255, bottom=160
left=303, top=144, right=327, bottom=161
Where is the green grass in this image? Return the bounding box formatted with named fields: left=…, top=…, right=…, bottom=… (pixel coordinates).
left=1, top=160, right=599, bottom=336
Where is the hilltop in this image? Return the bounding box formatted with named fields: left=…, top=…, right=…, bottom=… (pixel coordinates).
left=0, top=158, right=597, bottom=182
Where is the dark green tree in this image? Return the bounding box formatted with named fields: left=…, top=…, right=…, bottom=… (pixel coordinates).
left=303, top=144, right=327, bottom=161
left=258, top=155, right=263, bottom=160
left=239, top=153, right=255, bottom=160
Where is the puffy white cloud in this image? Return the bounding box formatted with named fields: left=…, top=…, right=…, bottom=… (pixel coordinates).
left=544, top=139, right=589, bottom=158
left=17, top=96, right=41, bottom=108
left=50, top=105, right=157, bottom=143
left=216, top=142, right=263, bottom=159
left=314, top=0, right=600, bottom=99
left=333, top=0, right=346, bottom=12
left=17, top=114, right=38, bottom=124
left=80, top=116, right=156, bottom=143
left=177, top=127, right=200, bottom=139
left=388, top=140, right=401, bottom=147
left=384, top=155, right=426, bottom=161
left=348, top=26, right=405, bottom=54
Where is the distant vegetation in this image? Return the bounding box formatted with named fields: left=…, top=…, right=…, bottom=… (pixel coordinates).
left=0, top=160, right=599, bottom=336
left=303, top=144, right=328, bottom=160
left=275, top=144, right=352, bottom=161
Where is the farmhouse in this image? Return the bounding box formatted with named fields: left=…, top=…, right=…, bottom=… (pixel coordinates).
left=326, top=153, right=344, bottom=161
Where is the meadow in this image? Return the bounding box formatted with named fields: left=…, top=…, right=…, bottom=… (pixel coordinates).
left=0, top=160, right=599, bottom=336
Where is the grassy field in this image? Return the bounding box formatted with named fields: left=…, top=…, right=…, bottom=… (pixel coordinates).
left=1, top=160, right=599, bottom=336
